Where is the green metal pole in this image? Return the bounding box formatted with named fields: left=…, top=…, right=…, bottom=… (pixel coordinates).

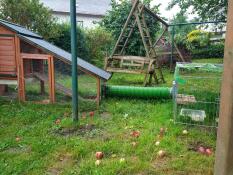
left=170, top=26, right=175, bottom=71
left=70, top=0, right=78, bottom=121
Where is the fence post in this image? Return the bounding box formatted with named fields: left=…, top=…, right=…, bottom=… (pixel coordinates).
left=70, top=0, right=78, bottom=121
left=214, top=0, right=233, bottom=174
left=170, top=26, right=175, bottom=71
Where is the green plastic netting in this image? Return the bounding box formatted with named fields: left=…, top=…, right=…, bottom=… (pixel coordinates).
left=174, top=63, right=223, bottom=84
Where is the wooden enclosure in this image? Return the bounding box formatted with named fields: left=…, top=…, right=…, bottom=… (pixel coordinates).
left=0, top=20, right=111, bottom=105
left=0, top=25, right=55, bottom=103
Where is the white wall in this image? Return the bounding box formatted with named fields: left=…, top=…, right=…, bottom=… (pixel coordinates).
left=54, top=13, right=102, bottom=28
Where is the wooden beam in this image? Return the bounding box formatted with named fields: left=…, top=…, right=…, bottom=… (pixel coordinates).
left=14, top=36, right=21, bottom=100
left=21, top=53, right=52, bottom=60
left=143, top=6, right=168, bottom=27
left=214, top=1, right=233, bottom=174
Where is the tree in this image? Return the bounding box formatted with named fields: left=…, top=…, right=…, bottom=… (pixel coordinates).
left=168, top=0, right=227, bottom=21
left=0, top=0, right=60, bottom=39
left=86, top=27, right=113, bottom=67
left=170, top=13, right=194, bottom=35
left=100, top=0, right=161, bottom=56
left=49, top=23, right=90, bottom=61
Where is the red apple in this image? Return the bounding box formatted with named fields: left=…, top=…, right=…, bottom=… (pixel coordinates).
left=90, top=111, right=95, bottom=118
left=130, top=130, right=140, bottom=138
left=198, top=146, right=205, bottom=154
left=95, top=152, right=104, bottom=160
left=205, top=148, right=212, bottom=156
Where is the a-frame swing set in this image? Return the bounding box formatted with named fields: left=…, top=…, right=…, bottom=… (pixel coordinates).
left=105, top=0, right=185, bottom=86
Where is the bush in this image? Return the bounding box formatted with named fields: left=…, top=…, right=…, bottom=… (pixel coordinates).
left=191, top=43, right=224, bottom=59
left=49, top=23, right=90, bottom=61
left=186, top=30, right=211, bottom=50
left=86, top=27, right=113, bottom=68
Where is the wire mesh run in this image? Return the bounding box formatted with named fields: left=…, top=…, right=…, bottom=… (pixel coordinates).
left=173, top=63, right=223, bottom=128
left=54, top=59, right=100, bottom=112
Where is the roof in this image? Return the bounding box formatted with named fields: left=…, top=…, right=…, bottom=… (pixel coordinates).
left=0, top=19, right=112, bottom=80
left=40, top=0, right=111, bottom=16
left=0, top=19, right=42, bottom=38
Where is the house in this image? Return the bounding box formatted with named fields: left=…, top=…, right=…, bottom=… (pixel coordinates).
left=0, top=19, right=111, bottom=104
left=40, top=0, right=111, bottom=28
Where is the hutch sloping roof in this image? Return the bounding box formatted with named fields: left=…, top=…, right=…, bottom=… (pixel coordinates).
left=0, top=19, right=111, bottom=80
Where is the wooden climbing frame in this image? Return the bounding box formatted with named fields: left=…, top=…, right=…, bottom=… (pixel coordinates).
left=105, top=0, right=184, bottom=86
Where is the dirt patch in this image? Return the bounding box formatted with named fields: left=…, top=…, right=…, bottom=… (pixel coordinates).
left=47, top=153, right=73, bottom=175
left=54, top=124, right=103, bottom=138
left=151, top=157, right=171, bottom=171
left=5, top=145, right=31, bottom=154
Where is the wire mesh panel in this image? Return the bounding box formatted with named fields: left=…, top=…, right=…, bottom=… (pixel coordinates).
left=173, top=63, right=223, bottom=128
left=23, top=59, right=51, bottom=102
left=54, top=59, right=99, bottom=112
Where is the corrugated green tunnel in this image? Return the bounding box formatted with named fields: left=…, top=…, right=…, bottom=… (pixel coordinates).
left=104, top=85, right=172, bottom=99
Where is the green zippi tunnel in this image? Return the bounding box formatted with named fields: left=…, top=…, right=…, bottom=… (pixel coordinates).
left=104, top=85, right=173, bottom=99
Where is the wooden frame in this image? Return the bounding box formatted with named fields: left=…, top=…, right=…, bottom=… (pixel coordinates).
left=214, top=1, right=233, bottom=174
left=19, top=53, right=55, bottom=103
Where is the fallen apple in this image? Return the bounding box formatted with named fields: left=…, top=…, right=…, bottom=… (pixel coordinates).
left=182, top=130, right=188, bottom=135
left=130, top=130, right=140, bottom=138
left=55, top=119, right=61, bottom=125
left=95, top=152, right=104, bottom=160
left=95, top=160, right=101, bottom=166
left=155, top=141, right=160, bottom=146
left=119, top=158, right=125, bottom=163
left=131, top=142, right=137, bottom=147
left=89, top=111, right=95, bottom=117
left=15, top=137, right=21, bottom=142
left=159, top=128, right=166, bottom=138
left=198, top=146, right=205, bottom=154
left=157, top=150, right=166, bottom=158
left=111, top=154, right=117, bottom=158
left=205, top=148, right=212, bottom=156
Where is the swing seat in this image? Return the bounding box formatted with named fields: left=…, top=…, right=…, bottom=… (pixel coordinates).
left=105, top=55, right=155, bottom=74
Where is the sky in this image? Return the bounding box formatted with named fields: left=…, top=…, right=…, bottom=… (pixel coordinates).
left=115, top=0, right=197, bottom=21
left=151, top=0, right=180, bottom=21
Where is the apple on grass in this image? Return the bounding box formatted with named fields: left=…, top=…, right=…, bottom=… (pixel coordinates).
left=95, top=152, right=104, bottom=160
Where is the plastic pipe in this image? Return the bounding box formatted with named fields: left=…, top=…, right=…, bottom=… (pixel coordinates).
left=105, top=85, right=172, bottom=99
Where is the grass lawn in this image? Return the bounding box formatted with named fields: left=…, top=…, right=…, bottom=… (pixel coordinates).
left=0, top=59, right=222, bottom=175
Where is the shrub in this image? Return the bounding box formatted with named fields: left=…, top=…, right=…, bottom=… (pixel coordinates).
left=86, top=27, right=113, bottom=67
left=186, top=30, right=211, bottom=50
left=49, top=23, right=90, bottom=61
left=191, top=43, right=224, bottom=59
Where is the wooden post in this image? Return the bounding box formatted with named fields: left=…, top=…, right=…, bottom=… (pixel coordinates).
left=48, top=56, right=55, bottom=103
left=214, top=1, right=233, bottom=174
left=14, top=36, right=23, bottom=101
left=19, top=53, right=26, bottom=101
left=96, top=77, right=101, bottom=108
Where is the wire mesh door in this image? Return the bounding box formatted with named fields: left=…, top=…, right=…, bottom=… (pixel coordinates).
left=21, top=54, right=55, bottom=103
